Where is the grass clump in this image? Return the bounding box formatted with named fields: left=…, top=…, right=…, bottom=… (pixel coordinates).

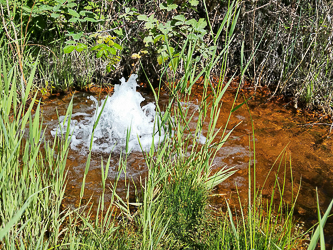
left=162, top=169, right=208, bottom=245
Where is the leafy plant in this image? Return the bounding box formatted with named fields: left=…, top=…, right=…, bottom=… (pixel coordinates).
left=136, top=0, right=214, bottom=70
left=63, top=34, right=123, bottom=73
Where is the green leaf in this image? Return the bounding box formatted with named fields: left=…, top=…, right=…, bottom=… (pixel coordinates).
left=154, top=34, right=164, bottom=43
left=157, top=54, right=169, bottom=65
left=143, top=36, right=153, bottom=45
left=157, top=55, right=163, bottom=65
left=38, top=5, right=53, bottom=11
left=106, top=46, right=116, bottom=55
left=308, top=198, right=333, bottom=250
left=68, top=17, right=79, bottom=23
left=0, top=189, right=47, bottom=241
left=228, top=9, right=240, bottom=38
left=66, top=3, right=77, bottom=8
left=22, top=6, right=32, bottom=13
left=68, top=9, right=80, bottom=18
left=71, top=32, right=83, bottom=40
left=173, top=15, right=185, bottom=22
left=197, top=18, right=207, bottom=29
left=63, top=45, right=75, bottom=53
left=114, top=28, right=123, bottom=36
left=168, top=4, right=178, bottom=10
left=51, top=13, right=60, bottom=18
left=91, top=44, right=104, bottom=51
left=147, top=14, right=156, bottom=21
left=158, top=22, right=172, bottom=34
left=81, top=10, right=94, bottom=17
left=113, top=43, right=122, bottom=50
left=96, top=49, right=104, bottom=58
left=53, top=5, right=61, bottom=12
left=169, top=57, right=179, bottom=71
left=189, top=0, right=199, bottom=6
left=185, top=18, right=197, bottom=27
left=231, top=96, right=253, bottom=113
left=187, top=33, right=198, bottom=40
left=145, top=22, right=155, bottom=29
left=137, top=14, right=148, bottom=21
left=185, top=18, right=207, bottom=33
left=75, top=43, right=88, bottom=52
left=159, top=3, right=178, bottom=11
left=84, top=17, right=99, bottom=22
left=167, top=46, right=175, bottom=55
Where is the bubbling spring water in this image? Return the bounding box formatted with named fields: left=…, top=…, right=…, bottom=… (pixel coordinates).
left=51, top=74, right=164, bottom=153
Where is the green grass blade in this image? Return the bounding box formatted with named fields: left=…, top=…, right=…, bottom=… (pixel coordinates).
left=307, top=198, right=333, bottom=250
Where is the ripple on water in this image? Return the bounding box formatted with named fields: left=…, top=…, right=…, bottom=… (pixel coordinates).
left=39, top=83, right=333, bottom=246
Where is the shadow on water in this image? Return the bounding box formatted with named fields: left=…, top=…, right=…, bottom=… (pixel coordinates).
left=39, top=84, right=333, bottom=245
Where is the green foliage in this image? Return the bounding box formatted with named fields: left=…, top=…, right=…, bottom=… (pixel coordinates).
left=1, top=0, right=333, bottom=114
left=90, top=35, right=122, bottom=72
left=2, top=0, right=103, bottom=42
left=16, top=0, right=124, bottom=74
left=136, top=0, right=215, bottom=70
left=63, top=34, right=123, bottom=73
left=162, top=169, right=208, bottom=245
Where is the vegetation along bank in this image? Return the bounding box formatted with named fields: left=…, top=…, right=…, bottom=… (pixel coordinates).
left=1, top=0, right=333, bottom=249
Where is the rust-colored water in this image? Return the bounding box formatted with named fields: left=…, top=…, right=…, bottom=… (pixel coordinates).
left=40, top=85, right=333, bottom=245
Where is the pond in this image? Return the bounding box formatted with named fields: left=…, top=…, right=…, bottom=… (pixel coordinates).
left=39, top=79, right=333, bottom=245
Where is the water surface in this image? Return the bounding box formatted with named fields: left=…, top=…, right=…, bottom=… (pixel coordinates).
left=40, top=84, right=333, bottom=245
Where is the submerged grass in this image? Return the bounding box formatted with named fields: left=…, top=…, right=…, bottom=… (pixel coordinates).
left=1, top=1, right=332, bottom=249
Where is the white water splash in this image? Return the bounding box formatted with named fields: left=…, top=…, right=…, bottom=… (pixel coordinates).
left=51, top=74, right=164, bottom=153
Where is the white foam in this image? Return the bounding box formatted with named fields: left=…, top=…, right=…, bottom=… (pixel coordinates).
left=52, top=74, right=164, bottom=153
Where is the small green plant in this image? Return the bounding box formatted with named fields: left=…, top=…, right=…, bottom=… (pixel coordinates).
left=63, top=34, right=123, bottom=73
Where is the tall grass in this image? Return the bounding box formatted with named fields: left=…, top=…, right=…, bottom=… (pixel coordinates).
left=1, top=0, right=332, bottom=249
left=0, top=57, right=71, bottom=248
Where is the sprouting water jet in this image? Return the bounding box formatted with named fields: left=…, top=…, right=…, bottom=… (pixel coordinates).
left=51, top=74, right=164, bottom=153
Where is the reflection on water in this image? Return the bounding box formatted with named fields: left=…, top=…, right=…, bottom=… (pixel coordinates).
left=40, top=84, right=333, bottom=245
